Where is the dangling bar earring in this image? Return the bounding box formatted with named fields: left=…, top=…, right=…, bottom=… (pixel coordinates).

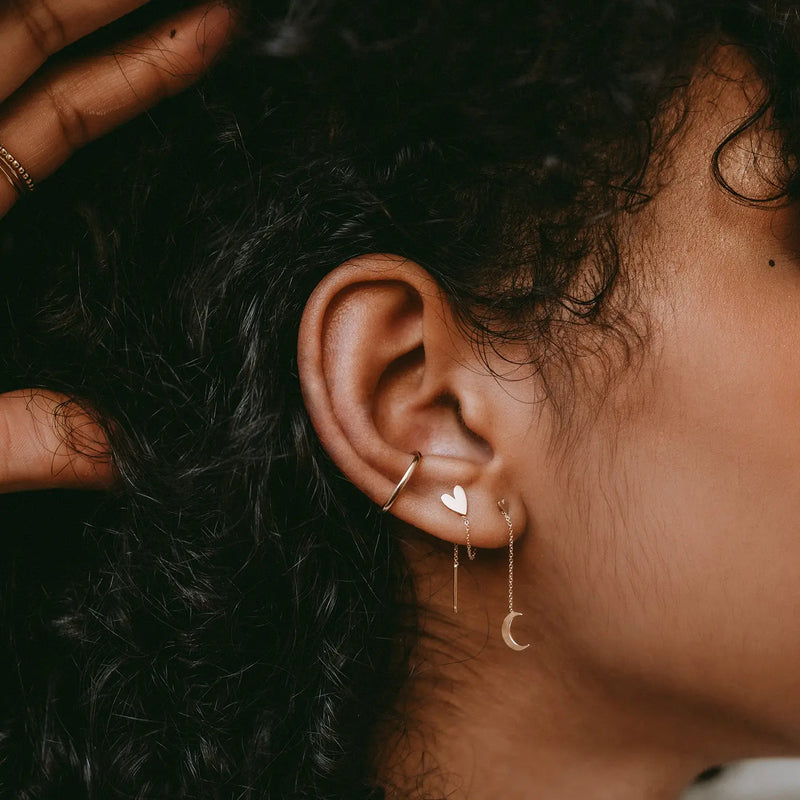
left=497, top=499, right=530, bottom=651
left=441, top=485, right=476, bottom=612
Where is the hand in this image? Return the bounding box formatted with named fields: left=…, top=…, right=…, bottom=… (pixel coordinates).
left=0, top=0, right=236, bottom=492
left=0, top=391, right=113, bottom=493
left=0, top=0, right=235, bottom=216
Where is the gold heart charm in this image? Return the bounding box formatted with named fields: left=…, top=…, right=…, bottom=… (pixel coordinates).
left=441, top=485, right=467, bottom=516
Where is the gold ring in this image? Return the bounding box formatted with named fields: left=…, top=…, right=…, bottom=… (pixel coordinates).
left=381, top=452, right=422, bottom=512
left=0, top=146, right=35, bottom=195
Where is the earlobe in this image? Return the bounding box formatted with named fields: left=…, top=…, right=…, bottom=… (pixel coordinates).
left=297, top=253, right=529, bottom=548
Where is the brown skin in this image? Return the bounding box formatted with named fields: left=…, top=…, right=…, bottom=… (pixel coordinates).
left=298, top=48, right=800, bottom=799
left=5, top=18, right=796, bottom=797
left=0, top=0, right=234, bottom=493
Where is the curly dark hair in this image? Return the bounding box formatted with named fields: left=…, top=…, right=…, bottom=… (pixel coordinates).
left=0, top=1, right=798, bottom=797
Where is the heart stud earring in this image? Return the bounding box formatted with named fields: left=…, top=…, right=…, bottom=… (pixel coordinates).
left=441, top=485, right=476, bottom=613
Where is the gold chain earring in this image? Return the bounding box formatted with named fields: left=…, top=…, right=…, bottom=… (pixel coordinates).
left=497, top=499, right=530, bottom=651
left=441, top=485, right=476, bottom=613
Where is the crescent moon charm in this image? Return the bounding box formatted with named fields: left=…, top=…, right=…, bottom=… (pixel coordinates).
left=502, top=611, right=530, bottom=651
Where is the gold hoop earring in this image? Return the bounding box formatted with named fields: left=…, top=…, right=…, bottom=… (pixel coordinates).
left=441, top=485, right=476, bottom=613
left=381, top=452, right=422, bottom=512
left=498, top=499, right=529, bottom=651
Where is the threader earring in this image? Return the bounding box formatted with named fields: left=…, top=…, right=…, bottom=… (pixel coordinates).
left=497, top=499, right=530, bottom=651
left=440, top=485, right=476, bottom=613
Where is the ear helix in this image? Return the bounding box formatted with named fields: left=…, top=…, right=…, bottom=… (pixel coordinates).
left=440, top=484, right=477, bottom=613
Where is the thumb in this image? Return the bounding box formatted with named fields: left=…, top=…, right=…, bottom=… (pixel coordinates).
left=0, top=390, right=114, bottom=493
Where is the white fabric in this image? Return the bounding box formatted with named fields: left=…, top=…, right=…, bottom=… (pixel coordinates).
left=681, top=759, right=800, bottom=800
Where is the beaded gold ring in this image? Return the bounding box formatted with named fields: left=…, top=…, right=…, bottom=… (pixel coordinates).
left=0, top=146, right=35, bottom=195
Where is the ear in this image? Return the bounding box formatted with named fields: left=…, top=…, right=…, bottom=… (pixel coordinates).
left=297, top=253, right=535, bottom=548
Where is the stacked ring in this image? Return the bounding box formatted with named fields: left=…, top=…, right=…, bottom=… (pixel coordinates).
left=0, top=146, right=35, bottom=194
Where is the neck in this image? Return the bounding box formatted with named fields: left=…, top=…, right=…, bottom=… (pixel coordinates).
left=372, top=532, right=777, bottom=800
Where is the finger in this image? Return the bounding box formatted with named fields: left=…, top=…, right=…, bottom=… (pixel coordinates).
left=0, top=0, right=150, bottom=103
left=0, top=390, right=114, bottom=494
left=0, top=1, right=235, bottom=215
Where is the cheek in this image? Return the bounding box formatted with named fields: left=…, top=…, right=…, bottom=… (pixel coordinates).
left=551, top=281, right=800, bottom=734
left=640, top=261, right=800, bottom=660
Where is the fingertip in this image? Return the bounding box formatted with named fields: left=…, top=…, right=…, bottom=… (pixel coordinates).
left=167, top=2, right=238, bottom=69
